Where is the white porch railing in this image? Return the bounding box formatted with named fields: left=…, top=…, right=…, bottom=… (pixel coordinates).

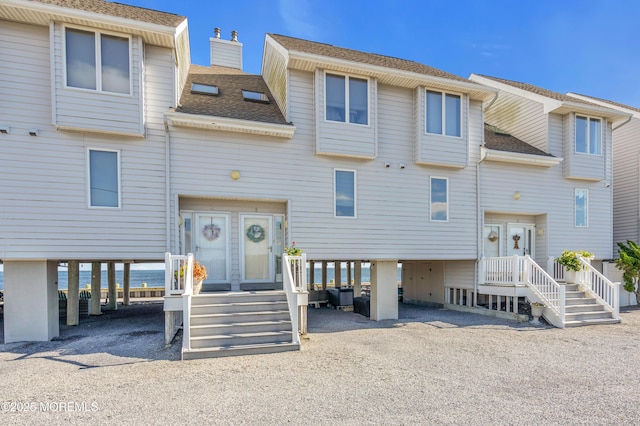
left=577, top=257, right=620, bottom=319
left=480, top=255, right=566, bottom=327
left=164, top=252, right=194, bottom=351
left=283, top=254, right=308, bottom=341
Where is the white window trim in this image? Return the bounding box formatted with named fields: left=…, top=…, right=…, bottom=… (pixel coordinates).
left=87, top=147, right=122, bottom=209
left=430, top=176, right=449, bottom=222
left=334, top=168, right=357, bottom=218
left=63, top=24, right=133, bottom=97
left=574, top=114, right=602, bottom=156
left=194, top=212, right=231, bottom=284
left=324, top=71, right=370, bottom=127
left=575, top=188, right=589, bottom=227
left=425, top=88, right=463, bottom=139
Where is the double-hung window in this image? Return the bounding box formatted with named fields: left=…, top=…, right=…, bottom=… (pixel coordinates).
left=430, top=177, right=448, bottom=221
left=326, top=73, right=368, bottom=125
left=65, top=27, right=131, bottom=95
left=335, top=169, right=356, bottom=217
left=88, top=149, right=121, bottom=208
left=575, top=115, right=601, bottom=155
left=426, top=90, right=461, bottom=137
left=575, top=189, right=588, bottom=227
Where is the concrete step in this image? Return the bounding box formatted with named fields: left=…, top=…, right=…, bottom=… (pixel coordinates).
left=562, top=284, right=580, bottom=291
left=565, top=304, right=608, bottom=313
left=190, top=320, right=292, bottom=337
left=565, top=311, right=614, bottom=322
left=191, top=301, right=289, bottom=315
left=182, top=342, right=299, bottom=360
left=190, top=310, right=290, bottom=326
left=564, top=318, right=621, bottom=327
left=189, top=331, right=293, bottom=349
left=193, top=291, right=286, bottom=305
left=565, top=290, right=587, bottom=298
left=565, top=297, right=598, bottom=306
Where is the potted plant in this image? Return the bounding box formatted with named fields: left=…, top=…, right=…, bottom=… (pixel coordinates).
left=175, top=260, right=208, bottom=295
left=530, top=301, right=544, bottom=324
left=555, top=250, right=594, bottom=283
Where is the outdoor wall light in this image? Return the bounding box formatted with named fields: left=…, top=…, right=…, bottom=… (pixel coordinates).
left=537, top=228, right=544, bottom=236
left=230, top=170, right=241, bottom=180
left=29, top=128, right=39, bottom=136
left=513, top=191, right=521, bottom=200
left=0, top=125, right=9, bottom=134
left=399, top=163, right=406, bottom=169
left=384, top=162, right=391, bottom=168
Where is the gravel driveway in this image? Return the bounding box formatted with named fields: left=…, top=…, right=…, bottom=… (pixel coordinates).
left=0, top=302, right=638, bottom=425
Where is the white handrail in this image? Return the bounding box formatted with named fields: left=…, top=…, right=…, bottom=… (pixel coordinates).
left=577, top=257, right=620, bottom=319
left=165, top=252, right=193, bottom=296
left=181, top=254, right=194, bottom=352
left=282, top=254, right=302, bottom=345
left=524, top=255, right=565, bottom=323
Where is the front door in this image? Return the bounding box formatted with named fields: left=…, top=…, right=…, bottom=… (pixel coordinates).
left=241, top=215, right=274, bottom=283
left=507, top=224, right=535, bottom=257
left=195, top=213, right=230, bottom=283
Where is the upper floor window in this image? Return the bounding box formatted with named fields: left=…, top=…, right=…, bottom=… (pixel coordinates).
left=335, top=169, right=356, bottom=217
left=88, top=149, right=120, bottom=208
left=575, top=115, right=601, bottom=155
left=65, top=28, right=131, bottom=95
left=426, top=90, right=461, bottom=137
left=575, top=189, right=588, bottom=227
left=430, top=177, right=448, bottom=221
left=326, top=73, right=368, bottom=125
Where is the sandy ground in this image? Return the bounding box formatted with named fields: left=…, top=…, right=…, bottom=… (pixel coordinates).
left=0, top=302, right=639, bottom=425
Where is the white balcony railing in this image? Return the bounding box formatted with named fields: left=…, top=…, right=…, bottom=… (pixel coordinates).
left=283, top=254, right=308, bottom=340
left=577, top=257, right=620, bottom=319
left=165, top=252, right=194, bottom=351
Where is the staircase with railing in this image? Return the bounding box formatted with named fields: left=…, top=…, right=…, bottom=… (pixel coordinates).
left=479, top=255, right=621, bottom=328
left=163, top=252, right=306, bottom=359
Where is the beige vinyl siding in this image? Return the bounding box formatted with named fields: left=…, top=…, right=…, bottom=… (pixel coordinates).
left=169, top=70, right=482, bottom=261
left=52, top=23, right=144, bottom=136
left=563, top=112, right=606, bottom=181
left=262, top=38, right=289, bottom=120
left=175, top=28, right=191, bottom=104
left=415, top=88, right=469, bottom=168
left=612, top=119, right=640, bottom=252
left=0, top=20, right=172, bottom=260
left=315, top=69, right=377, bottom=159
left=444, top=260, right=476, bottom=290
left=209, top=38, right=242, bottom=69
left=483, top=90, right=548, bottom=151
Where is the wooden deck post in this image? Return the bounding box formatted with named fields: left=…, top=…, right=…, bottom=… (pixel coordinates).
left=346, top=261, right=352, bottom=288
left=354, top=261, right=362, bottom=297
left=309, top=261, right=315, bottom=291
left=90, top=261, right=102, bottom=316
left=335, top=261, right=341, bottom=288
left=322, top=261, right=327, bottom=290
left=106, top=262, right=117, bottom=310
left=123, top=263, right=131, bottom=306
left=67, top=260, right=80, bottom=326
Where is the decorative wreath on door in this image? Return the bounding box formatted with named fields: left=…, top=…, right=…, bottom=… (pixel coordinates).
left=202, top=221, right=221, bottom=242
left=246, top=224, right=266, bottom=243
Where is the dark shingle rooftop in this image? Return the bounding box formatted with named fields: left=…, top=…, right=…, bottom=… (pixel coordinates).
left=484, top=124, right=554, bottom=157
left=30, top=0, right=185, bottom=27
left=176, top=65, right=290, bottom=126
left=269, top=34, right=470, bottom=83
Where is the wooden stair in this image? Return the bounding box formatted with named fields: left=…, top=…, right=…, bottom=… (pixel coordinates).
left=561, top=284, right=620, bottom=327
left=182, top=291, right=299, bottom=360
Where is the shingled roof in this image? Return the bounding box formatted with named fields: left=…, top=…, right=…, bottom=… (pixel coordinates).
left=484, top=124, right=554, bottom=157
left=30, top=0, right=185, bottom=27
left=474, top=75, right=598, bottom=107
left=570, top=93, right=640, bottom=114
left=269, top=33, right=470, bottom=83
left=176, top=65, right=290, bottom=126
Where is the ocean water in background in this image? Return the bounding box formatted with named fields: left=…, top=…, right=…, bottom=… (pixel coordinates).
left=0, top=264, right=401, bottom=290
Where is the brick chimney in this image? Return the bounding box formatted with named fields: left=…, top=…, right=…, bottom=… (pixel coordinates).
left=210, top=28, right=242, bottom=70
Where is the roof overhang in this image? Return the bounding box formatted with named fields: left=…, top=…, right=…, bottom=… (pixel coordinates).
left=546, top=101, right=631, bottom=123
left=276, top=46, right=496, bottom=102
left=165, top=111, right=296, bottom=139
left=481, top=146, right=562, bottom=167
left=0, top=0, right=187, bottom=48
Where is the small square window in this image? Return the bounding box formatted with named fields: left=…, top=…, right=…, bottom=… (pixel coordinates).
left=191, top=83, right=219, bottom=96
left=242, top=90, right=269, bottom=103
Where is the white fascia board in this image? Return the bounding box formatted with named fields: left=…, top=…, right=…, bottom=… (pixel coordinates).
left=469, top=74, right=553, bottom=107
left=4, top=0, right=183, bottom=41
left=567, top=93, right=640, bottom=119
left=165, top=112, right=296, bottom=139
left=481, top=146, right=562, bottom=167
left=290, top=51, right=497, bottom=101
left=546, top=101, right=631, bottom=122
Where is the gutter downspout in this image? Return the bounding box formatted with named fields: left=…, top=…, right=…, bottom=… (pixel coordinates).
left=164, top=118, right=171, bottom=253
left=613, top=114, right=632, bottom=131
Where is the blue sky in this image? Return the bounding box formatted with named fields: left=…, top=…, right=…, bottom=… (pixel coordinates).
left=120, top=0, right=640, bottom=107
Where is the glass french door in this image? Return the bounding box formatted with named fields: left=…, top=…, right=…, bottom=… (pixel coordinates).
left=195, top=213, right=230, bottom=283
left=483, top=224, right=501, bottom=258
left=241, top=215, right=273, bottom=283
left=507, top=224, right=535, bottom=257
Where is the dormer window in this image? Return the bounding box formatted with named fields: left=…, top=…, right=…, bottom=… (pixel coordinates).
left=575, top=115, right=601, bottom=155
left=191, top=83, right=219, bottom=96
left=65, top=27, right=131, bottom=95
left=426, top=90, right=461, bottom=137
left=242, top=90, right=269, bottom=103
left=325, top=73, right=368, bottom=125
